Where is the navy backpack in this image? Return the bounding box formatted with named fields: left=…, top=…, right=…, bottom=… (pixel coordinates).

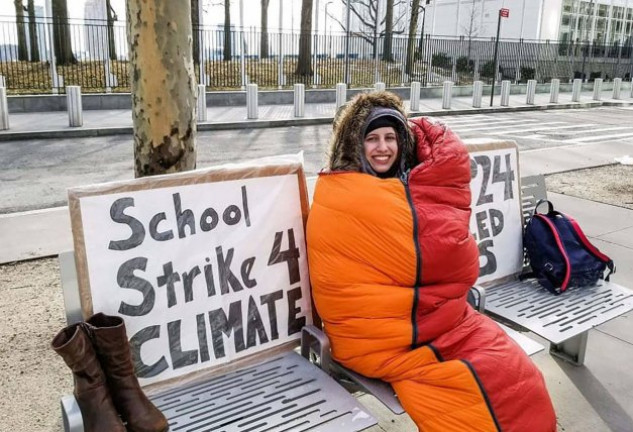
left=523, top=200, right=615, bottom=295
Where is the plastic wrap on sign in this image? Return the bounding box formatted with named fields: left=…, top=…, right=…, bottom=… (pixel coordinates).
left=67, top=153, right=313, bottom=390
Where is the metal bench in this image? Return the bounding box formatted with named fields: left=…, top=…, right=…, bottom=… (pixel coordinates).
left=58, top=250, right=378, bottom=432
left=484, top=175, right=633, bottom=365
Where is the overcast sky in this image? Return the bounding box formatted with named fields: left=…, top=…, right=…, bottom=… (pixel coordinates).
left=0, top=0, right=346, bottom=33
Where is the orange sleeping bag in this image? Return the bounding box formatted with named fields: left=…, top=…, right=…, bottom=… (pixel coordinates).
left=307, top=117, right=556, bottom=431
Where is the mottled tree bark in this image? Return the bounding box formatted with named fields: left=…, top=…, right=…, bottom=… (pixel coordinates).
left=14, top=0, right=28, bottom=61
left=27, top=0, right=40, bottom=61
left=295, top=0, right=313, bottom=76
left=127, top=0, right=197, bottom=178
left=260, top=0, right=270, bottom=59
left=52, top=0, right=76, bottom=65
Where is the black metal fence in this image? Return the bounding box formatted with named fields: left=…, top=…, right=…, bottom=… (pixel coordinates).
left=1, top=18, right=632, bottom=94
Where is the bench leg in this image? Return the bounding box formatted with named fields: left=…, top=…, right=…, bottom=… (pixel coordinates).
left=61, top=395, right=84, bottom=432
left=301, top=325, right=332, bottom=373
left=549, top=332, right=588, bottom=366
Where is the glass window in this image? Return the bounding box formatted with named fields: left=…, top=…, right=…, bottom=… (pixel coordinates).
left=613, top=6, right=624, bottom=20
left=598, top=4, right=608, bottom=18
left=563, top=0, right=573, bottom=13
left=562, top=14, right=571, bottom=27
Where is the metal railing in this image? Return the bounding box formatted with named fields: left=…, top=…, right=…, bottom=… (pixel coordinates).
left=1, top=18, right=632, bottom=94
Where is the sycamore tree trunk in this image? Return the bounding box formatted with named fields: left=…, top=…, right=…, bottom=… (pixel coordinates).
left=14, top=0, right=29, bottom=61
left=223, top=0, right=232, bottom=61
left=383, top=0, right=394, bottom=62
left=127, top=0, right=197, bottom=177
left=52, top=0, right=76, bottom=65
left=405, top=0, right=420, bottom=76
left=27, top=0, right=40, bottom=61
left=260, top=0, right=270, bottom=59
left=295, top=0, right=313, bottom=76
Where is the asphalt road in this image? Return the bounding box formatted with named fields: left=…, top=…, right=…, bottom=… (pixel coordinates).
left=2, top=106, right=633, bottom=214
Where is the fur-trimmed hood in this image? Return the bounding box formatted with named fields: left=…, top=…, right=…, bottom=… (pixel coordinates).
left=328, top=91, right=416, bottom=175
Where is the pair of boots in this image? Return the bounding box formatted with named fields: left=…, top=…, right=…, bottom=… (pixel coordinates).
left=52, top=313, right=168, bottom=432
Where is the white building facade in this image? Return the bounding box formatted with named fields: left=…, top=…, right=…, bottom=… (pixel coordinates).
left=424, top=0, right=633, bottom=44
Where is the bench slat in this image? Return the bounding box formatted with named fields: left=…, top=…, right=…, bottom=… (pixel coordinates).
left=485, top=279, right=633, bottom=345
left=150, top=351, right=376, bottom=432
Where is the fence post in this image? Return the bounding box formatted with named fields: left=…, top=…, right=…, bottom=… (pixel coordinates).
left=0, top=87, right=9, bottom=130
left=442, top=81, right=453, bottom=110
left=246, top=83, right=258, bottom=119
left=66, top=86, right=83, bottom=127
left=550, top=79, right=560, bottom=103
left=593, top=78, right=603, bottom=101
left=410, top=81, right=421, bottom=111
left=612, top=77, right=622, bottom=100
left=374, top=82, right=386, bottom=92
left=336, top=83, right=347, bottom=109
left=197, top=84, right=207, bottom=122
left=572, top=78, right=582, bottom=102
left=472, top=81, right=483, bottom=108
left=500, top=80, right=511, bottom=106
left=526, top=79, right=537, bottom=105
left=294, top=83, right=305, bottom=117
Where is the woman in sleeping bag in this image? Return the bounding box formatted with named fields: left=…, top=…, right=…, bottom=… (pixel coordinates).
left=306, top=91, right=556, bottom=431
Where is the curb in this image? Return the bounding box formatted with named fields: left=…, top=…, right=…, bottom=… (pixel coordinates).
left=0, top=100, right=631, bottom=142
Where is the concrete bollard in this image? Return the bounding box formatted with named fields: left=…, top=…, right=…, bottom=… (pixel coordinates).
left=593, top=78, right=603, bottom=101
left=246, top=83, right=258, bottom=119
left=294, top=83, right=305, bottom=118
left=0, top=87, right=9, bottom=130
left=374, top=82, right=386, bottom=92
left=613, top=78, right=622, bottom=100
left=572, top=78, right=582, bottom=102
left=472, top=81, right=483, bottom=108
left=631, top=81, right=633, bottom=98
left=410, top=81, right=421, bottom=111
left=336, top=83, right=347, bottom=109
left=500, top=80, right=511, bottom=107
left=550, top=79, right=560, bottom=104
left=442, top=81, right=453, bottom=110
left=525, top=80, right=536, bottom=105
left=197, top=84, right=207, bottom=122
left=66, top=86, right=83, bottom=127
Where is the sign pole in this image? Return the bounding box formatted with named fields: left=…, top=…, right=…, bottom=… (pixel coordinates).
left=490, top=8, right=509, bottom=107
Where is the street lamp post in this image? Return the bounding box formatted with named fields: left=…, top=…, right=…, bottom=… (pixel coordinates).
left=313, top=0, right=320, bottom=87
left=344, top=0, right=351, bottom=84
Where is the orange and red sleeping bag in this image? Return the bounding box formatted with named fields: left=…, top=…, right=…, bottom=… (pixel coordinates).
left=307, top=117, right=556, bottom=431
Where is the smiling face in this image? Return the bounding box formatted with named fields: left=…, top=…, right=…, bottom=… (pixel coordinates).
left=363, top=126, right=399, bottom=174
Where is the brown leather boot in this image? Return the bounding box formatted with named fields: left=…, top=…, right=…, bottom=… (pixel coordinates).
left=86, top=313, right=168, bottom=432
left=51, top=323, right=126, bottom=432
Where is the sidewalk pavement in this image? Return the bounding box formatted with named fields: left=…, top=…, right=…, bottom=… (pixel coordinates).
left=2, top=88, right=633, bottom=430
left=1, top=88, right=631, bottom=141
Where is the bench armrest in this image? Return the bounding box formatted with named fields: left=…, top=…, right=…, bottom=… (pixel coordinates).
left=301, top=325, right=332, bottom=373
left=470, top=285, right=486, bottom=312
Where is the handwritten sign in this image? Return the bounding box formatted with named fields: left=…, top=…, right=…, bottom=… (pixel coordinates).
left=466, top=140, right=523, bottom=284
left=68, top=155, right=312, bottom=386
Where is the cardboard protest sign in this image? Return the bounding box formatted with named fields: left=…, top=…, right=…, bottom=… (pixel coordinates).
left=465, top=140, right=523, bottom=285
left=68, top=154, right=312, bottom=386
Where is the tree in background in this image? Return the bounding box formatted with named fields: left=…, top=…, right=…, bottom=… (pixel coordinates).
left=330, top=1, right=406, bottom=62
left=462, top=0, right=481, bottom=60
left=192, top=0, right=200, bottom=65
left=27, top=0, right=40, bottom=61
left=106, top=0, right=117, bottom=60
left=295, top=0, right=313, bottom=76
left=52, top=0, right=76, bottom=65
left=14, top=0, right=29, bottom=61
left=223, top=0, right=232, bottom=61
left=405, top=0, right=420, bottom=75
left=260, top=0, right=270, bottom=59
left=127, top=0, right=197, bottom=177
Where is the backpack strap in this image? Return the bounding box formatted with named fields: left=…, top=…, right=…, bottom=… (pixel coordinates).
left=532, top=199, right=554, bottom=217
